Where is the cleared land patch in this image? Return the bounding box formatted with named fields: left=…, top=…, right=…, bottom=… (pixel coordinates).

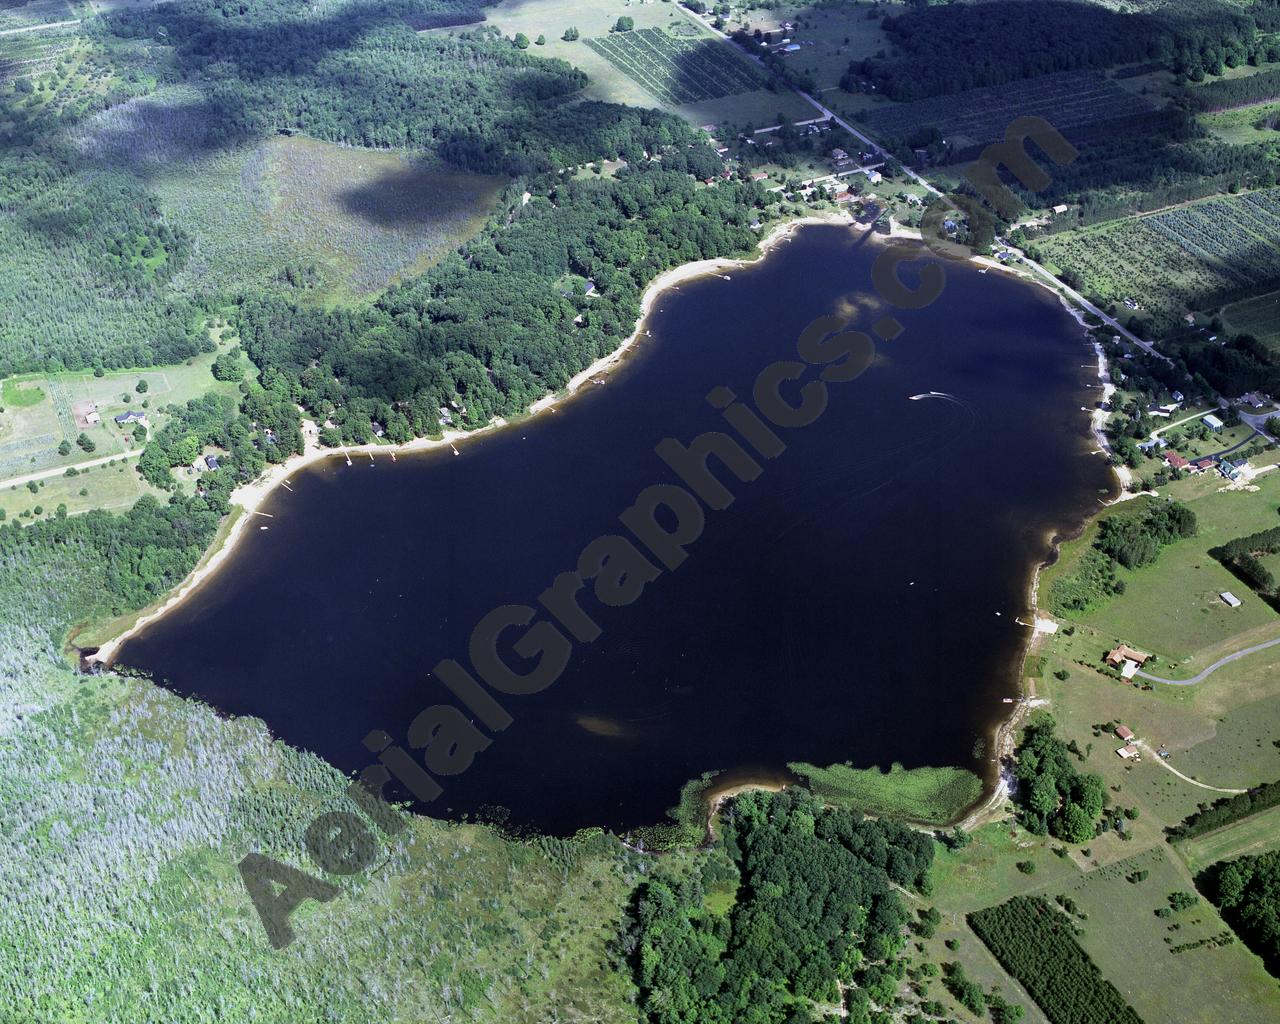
left=1178, top=804, right=1280, bottom=874
left=0, top=0, right=77, bottom=32
left=586, top=27, right=766, bottom=107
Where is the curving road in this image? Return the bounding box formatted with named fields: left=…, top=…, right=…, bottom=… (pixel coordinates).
left=1137, top=636, right=1280, bottom=685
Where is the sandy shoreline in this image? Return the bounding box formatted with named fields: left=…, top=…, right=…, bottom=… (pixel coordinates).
left=89, top=213, right=1126, bottom=838
left=87, top=212, right=853, bottom=666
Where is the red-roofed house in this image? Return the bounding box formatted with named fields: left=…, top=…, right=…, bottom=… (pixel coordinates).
left=1116, top=725, right=1135, bottom=742
left=1165, top=452, right=1190, bottom=471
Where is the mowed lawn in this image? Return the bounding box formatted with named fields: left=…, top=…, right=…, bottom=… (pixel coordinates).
left=1177, top=804, right=1280, bottom=874
left=1071, top=478, right=1280, bottom=662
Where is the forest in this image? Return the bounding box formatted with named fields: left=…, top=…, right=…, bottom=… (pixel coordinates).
left=1012, top=714, right=1108, bottom=843
left=1199, top=850, right=1280, bottom=976
left=852, top=0, right=1280, bottom=101
left=1211, top=524, right=1280, bottom=596
left=627, top=788, right=933, bottom=1024
left=1188, top=66, right=1280, bottom=111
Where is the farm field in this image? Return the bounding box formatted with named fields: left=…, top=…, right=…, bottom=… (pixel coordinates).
left=1035, top=188, right=1280, bottom=330
left=0, top=20, right=77, bottom=77
left=465, top=0, right=812, bottom=126
left=0, top=0, right=78, bottom=32
left=1177, top=804, right=1280, bottom=874
left=857, top=70, right=1154, bottom=153
left=0, top=344, right=246, bottom=488
left=585, top=27, right=766, bottom=107
left=1051, top=846, right=1279, bottom=1024
left=1223, top=289, right=1280, bottom=351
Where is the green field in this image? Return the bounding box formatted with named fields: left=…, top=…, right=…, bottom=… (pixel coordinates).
left=1223, top=289, right=1280, bottom=351
left=0, top=0, right=78, bottom=31
left=787, top=761, right=983, bottom=824
left=1043, top=479, right=1280, bottom=663
left=1177, top=804, right=1280, bottom=874
left=1201, top=100, right=1280, bottom=145
left=1051, top=845, right=1279, bottom=1023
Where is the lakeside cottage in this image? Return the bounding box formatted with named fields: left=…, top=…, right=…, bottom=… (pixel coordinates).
left=1106, top=644, right=1150, bottom=668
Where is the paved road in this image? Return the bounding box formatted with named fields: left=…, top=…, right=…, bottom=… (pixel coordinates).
left=0, top=449, right=140, bottom=491
left=1137, top=636, right=1280, bottom=685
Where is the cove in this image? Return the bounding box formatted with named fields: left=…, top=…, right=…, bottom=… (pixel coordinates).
left=118, top=225, right=1116, bottom=834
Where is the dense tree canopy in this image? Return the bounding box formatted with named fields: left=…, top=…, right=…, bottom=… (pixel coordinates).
left=630, top=789, right=933, bottom=1024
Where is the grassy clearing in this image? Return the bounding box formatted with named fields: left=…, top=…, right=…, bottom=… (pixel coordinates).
left=113, top=113, right=503, bottom=300
left=1177, top=804, right=1280, bottom=874
left=1201, top=100, right=1280, bottom=145
left=1055, top=845, right=1279, bottom=1023
left=1044, top=478, right=1280, bottom=662
left=1223, top=288, right=1280, bottom=351
left=788, top=761, right=983, bottom=824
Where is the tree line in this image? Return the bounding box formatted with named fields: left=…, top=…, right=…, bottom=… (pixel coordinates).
left=1198, top=849, right=1280, bottom=975
left=1168, top=777, right=1280, bottom=841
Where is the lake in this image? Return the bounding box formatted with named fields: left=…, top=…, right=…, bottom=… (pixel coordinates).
left=118, top=225, right=1115, bottom=834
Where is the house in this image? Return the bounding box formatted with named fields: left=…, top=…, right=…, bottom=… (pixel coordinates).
left=115, top=410, right=146, bottom=425
left=1116, top=725, right=1135, bottom=742
left=830, top=148, right=849, bottom=162
left=751, top=171, right=768, bottom=181
left=1172, top=391, right=1185, bottom=403
left=1220, top=458, right=1249, bottom=481
left=1164, top=452, right=1190, bottom=471
left=1195, top=458, right=1214, bottom=472
left=1117, top=744, right=1140, bottom=760
left=1121, top=659, right=1140, bottom=679
left=1221, top=591, right=1243, bottom=608
left=371, top=421, right=385, bottom=438
left=781, top=43, right=801, bottom=53
left=85, top=410, right=101, bottom=426
left=1138, top=437, right=1167, bottom=452
left=1237, top=392, right=1267, bottom=409
left=1051, top=203, right=1069, bottom=214
left=864, top=169, right=883, bottom=185
left=1202, top=413, right=1224, bottom=432
left=1106, top=644, right=1151, bottom=667
left=750, top=219, right=762, bottom=230
left=203, top=454, right=220, bottom=471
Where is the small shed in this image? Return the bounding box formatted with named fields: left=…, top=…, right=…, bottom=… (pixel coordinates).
left=1202, top=413, right=1224, bottom=432
left=1220, top=591, right=1243, bottom=608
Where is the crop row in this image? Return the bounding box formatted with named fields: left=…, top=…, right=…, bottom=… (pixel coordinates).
left=860, top=70, right=1152, bottom=144
left=587, top=28, right=764, bottom=106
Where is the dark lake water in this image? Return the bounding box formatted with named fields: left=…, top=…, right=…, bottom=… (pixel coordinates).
left=119, top=225, right=1115, bottom=834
